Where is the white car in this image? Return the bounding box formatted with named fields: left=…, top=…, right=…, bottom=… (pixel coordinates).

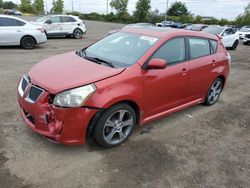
left=203, top=26, right=239, bottom=50
left=0, top=15, right=47, bottom=49
left=236, top=26, right=250, bottom=39
left=243, top=34, right=250, bottom=45
left=32, top=15, right=86, bottom=39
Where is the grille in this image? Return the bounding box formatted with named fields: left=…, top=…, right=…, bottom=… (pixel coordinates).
left=26, top=86, right=44, bottom=103
left=245, top=34, right=250, bottom=39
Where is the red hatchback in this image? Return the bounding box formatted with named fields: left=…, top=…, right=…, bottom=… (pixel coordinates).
left=18, top=27, right=230, bottom=147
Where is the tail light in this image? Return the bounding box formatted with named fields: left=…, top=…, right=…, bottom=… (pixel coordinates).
left=37, top=28, right=45, bottom=33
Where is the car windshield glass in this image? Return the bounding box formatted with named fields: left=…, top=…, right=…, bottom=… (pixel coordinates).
left=83, top=32, right=159, bottom=68
left=239, top=27, right=250, bottom=32
left=36, top=16, right=51, bottom=22
left=203, top=26, right=225, bottom=34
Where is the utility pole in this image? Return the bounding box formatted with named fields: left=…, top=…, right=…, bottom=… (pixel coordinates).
left=45, top=0, right=48, bottom=14
left=164, top=0, right=169, bottom=21
left=72, top=0, right=74, bottom=12
left=106, top=0, right=109, bottom=15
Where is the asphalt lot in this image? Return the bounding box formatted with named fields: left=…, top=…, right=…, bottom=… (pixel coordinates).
left=0, top=19, right=250, bottom=188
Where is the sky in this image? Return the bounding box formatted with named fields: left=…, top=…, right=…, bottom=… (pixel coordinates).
left=8, top=0, right=250, bottom=20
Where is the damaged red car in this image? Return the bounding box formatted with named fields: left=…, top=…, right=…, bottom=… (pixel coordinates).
left=17, top=27, right=230, bottom=147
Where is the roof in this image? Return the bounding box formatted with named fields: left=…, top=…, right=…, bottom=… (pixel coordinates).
left=0, top=15, right=28, bottom=23
left=122, top=26, right=218, bottom=40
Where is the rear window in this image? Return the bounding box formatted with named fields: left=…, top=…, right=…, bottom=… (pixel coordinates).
left=189, top=38, right=211, bottom=59
left=0, top=17, right=25, bottom=26
left=210, top=40, right=218, bottom=53
left=203, top=26, right=225, bottom=35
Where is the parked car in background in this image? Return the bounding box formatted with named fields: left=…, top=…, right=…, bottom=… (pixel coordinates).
left=185, top=24, right=208, bottom=31
left=31, top=15, right=86, bottom=39
left=0, top=15, right=47, bottom=49
left=203, top=26, right=239, bottom=50
left=243, top=34, right=250, bottom=45
left=108, top=22, right=156, bottom=35
left=236, top=26, right=250, bottom=39
left=156, top=21, right=174, bottom=27
left=18, top=27, right=230, bottom=147
left=4, top=9, right=22, bottom=16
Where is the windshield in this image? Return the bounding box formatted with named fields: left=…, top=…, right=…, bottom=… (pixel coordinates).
left=203, top=26, right=225, bottom=34
left=239, top=27, right=250, bottom=32
left=84, top=32, right=159, bottom=68
left=36, top=15, right=51, bottom=22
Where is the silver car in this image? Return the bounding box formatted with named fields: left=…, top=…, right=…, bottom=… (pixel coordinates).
left=0, top=15, right=47, bottom=49
left=32, top=15, right=87, bottom=39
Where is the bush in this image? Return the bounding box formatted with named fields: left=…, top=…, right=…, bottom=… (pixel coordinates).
left=0, top=8, right=4, bottom=14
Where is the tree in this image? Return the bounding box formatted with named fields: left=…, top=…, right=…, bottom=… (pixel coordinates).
left=51, top=0, right=64, bottom=14
left=19, top=0, right=35, bottom=13
left=110, top=0, right=128, bottom=14
left=0, top=0, right=3, bottom=8
left=33, top=0, right=44, bottom=14
left=134, top=0, right=151, bottom=22
left=167, top=1, right=189, bottom=17
left=3, top=1, right=17, bottom=9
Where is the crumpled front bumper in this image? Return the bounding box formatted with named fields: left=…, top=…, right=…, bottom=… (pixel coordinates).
left=18, top=89, right=98, bottom=145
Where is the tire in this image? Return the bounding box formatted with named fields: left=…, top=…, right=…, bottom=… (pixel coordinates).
left=243, top=41, right=249, bottom=45
left=231, top=40, right=239, bottom=50
left=94, top=103, right=136, bottom=148
left=73, top=28, right=83, bottom=39
left=204, top=78, right=224, bottom=106
left=21, top=36, right=36, bottom=49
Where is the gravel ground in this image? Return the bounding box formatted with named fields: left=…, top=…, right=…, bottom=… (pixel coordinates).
left=0, top=18, right=249, bottom=188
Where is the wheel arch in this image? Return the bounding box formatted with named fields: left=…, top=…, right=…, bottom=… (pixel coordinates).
left=86, top=99, right=141, bottom=138
left=20, top=35, right=37, bottom=45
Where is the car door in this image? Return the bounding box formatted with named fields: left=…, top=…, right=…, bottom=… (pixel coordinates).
left=143, top=37, right=189, bottom=117
left=60, top=16, right=77, bottom=34
left=43, top=16, right=62, bottom=35
left=222, top=28, right=235, bottom=47
left=0, top=17, right=25, bottom=45
left=186, top=37, right=216, bottom=101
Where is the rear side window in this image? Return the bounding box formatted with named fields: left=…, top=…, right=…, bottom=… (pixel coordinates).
left=60, top=16, right=76, bottom=23
left=0, top=18, right=25, bottom=26
left=189, top=38, right=210, bottom=59
left=210, top=40, right=218, bottom=53
left=151, top=38, right=186, bottom=65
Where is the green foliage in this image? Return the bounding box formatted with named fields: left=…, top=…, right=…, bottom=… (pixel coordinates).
left=33, top=0, right=44, bottom=14
left=3, top=1, right=17, bottom=9
left=234, top=13, right=250, bottom=26
left=134, top=0, right=151, bottom=22
left=167, top=1, right=189, bottom=17
left=20, top=0, right=35, bottom=13
left=51, top=0, right=64, bottom=14
left=110, top=0, right=128, bottom=14
left=0, top=8, right=3, bottom=14
left=0, top=0, right=3, bottom=8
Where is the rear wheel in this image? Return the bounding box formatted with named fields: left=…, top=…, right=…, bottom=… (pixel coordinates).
left=21, top=36, right=36, bottom=49
left=231, top=40, right=239, bottom=50
left=204, top=78, right=224, bottom=106
left=94, top=103, right=136, bottom=148
left=73, top=28, right=83, bottom=39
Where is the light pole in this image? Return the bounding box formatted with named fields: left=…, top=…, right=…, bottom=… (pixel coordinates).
left=106, top=0, right=109, bottom=15
left=164, top=0, right=169, bottom=21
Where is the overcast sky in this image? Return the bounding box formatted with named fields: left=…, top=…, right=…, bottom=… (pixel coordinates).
left=9, top=0, right=250, bottom=20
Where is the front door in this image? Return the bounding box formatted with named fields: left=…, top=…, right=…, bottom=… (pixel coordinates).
left=143, top=37, right=189, bottom=118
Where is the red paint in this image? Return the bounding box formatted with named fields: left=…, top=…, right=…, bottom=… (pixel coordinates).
left=18, top=28, right=229, bottom=145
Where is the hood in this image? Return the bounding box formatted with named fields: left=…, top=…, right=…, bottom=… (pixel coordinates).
left=29, top=52, right=125, bottom=94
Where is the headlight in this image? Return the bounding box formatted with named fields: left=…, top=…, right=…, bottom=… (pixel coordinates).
left=53, top=84, right=96, bottom=107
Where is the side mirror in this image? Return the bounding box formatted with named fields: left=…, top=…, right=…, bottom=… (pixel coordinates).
left=147, top=58, right=167, bottom=69
left=45, top=20, right=52, bottom=24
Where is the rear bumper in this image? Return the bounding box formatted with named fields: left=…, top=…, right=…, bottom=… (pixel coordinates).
left=18, top=90, right=98, bottom=145
left=36, top=33, right=47, bottom=45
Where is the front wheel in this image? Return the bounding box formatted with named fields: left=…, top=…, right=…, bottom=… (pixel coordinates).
left=204, top=78, right=224, bottom=106
left=73, top=29, right=83, bottom=39
left=94, top=103, right=136, bottom=148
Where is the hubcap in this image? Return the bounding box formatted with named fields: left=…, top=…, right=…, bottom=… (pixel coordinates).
left=103, top=110, right=134, bottom=145
left=208, top=80, right=222, bottom=104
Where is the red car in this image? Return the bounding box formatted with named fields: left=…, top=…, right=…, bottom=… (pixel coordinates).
left=18, top=27, right=230, bottom=147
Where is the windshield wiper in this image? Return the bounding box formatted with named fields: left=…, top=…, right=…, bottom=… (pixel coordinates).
left=77, top=49, right=115, bottom=68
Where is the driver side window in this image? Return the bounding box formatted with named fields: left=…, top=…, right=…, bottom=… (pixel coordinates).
left=46, top=16, right=60, bottom=24
left=223, top=28, right=235, bottom=36
left=151, top=38, right=186, bottom=65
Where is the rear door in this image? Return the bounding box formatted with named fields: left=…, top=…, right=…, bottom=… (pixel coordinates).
left=0, top=17, right=26, bottom=45
left=60, top=16, right=77, bottom=34
left=186, top=37, right=217, bottom=101
left=144, top=37, right=189, bottom=117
